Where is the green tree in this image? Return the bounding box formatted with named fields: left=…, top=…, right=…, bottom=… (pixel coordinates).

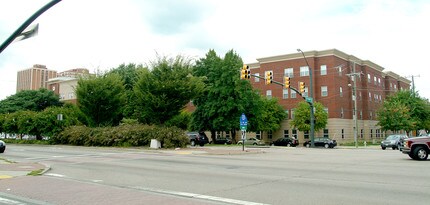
left=290, top=101, right=328, bottom=132
left=108, top=63, right=145, bottom=118
left=35, top=105, right=83, bottom=138
left=76, top=73, right=126, bottom=127
left=190, top=49, right=285, bottom=141
left=134, top=55, right=204, bottom=125
left=0, top=88, right=63, bottom=114
left=252, top=98, right=287, bottom=132
left=377, top=90, right=430, bottom=133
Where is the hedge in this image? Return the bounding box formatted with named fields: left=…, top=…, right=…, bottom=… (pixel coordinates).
left=50, top=124, right=188, bottom=148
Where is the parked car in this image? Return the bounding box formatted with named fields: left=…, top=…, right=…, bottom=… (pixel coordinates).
left=381, top=134, right=408, bottom=150
left=271, top=137, right=299, bottom=147
left=303, top=137, right=337, bottom=148
left=210, top=137, right=232, bottom=145
left=402, top=136, right=430, bottom=160
left=0, top=140, right=5, bottom=153
left=237, top=137, right=265, bottom=146
left=186, top=132, right=209, bottom=146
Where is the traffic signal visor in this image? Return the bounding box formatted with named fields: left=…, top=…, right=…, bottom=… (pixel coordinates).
left=299, top=81, right=306, bottom=93
left=284, top=76, right=290, bottom=88
left=265, top=71, right=273, bottom=85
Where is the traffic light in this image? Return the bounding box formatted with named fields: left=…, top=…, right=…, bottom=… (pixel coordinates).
left=265, top=71, right=273, bottom=85
left=284, top=76, right=290, bottom=88
left=299, top=81, right=306, bottom=93
left=240, top=65, right=251, bottom=79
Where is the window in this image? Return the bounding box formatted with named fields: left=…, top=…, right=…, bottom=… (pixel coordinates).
left=324, top=107, right=328, bottom=114
left=266, top=90, right=272, bottom=99
left=256, top=131, right=261, bottom=140
left=304, top=130, right=309, bottom=139
left=302, top=87, right=309, bottom=97
left=68, top=92, right=74, bottom=99
left=340, top=108, right=344, bottom=118
left=360, top=129, right=364, bottom=138
left=255, top=73, right=260, bottom=82
left=323, top=129, right=329, bottom=138
left=321, top=86, right=328, bottom=97
left=339, top=87, right=343, bottom=97
left=320, top=65, right=327, bottom=75
left=367, top=74, right=371, bottom=83
left=394, top=84, right=397, bottom=90
left=338, top=66, right=342, bottom=76
left=291, top=90, right=297, bottom=98
left=300, top=66, right=309, bottom=76
left=369, top=92, right=372, bottom=101
left=268, top=131, right=273, bottom=140
left=284, top=130, right=289, bottom=138
left=370, top=112, right=373, bottom=120
left=285, top=110, right=289, bottom=119
left=283, top=89, right=289, bottom=99
left=284, top=68, right=294, bottom=78
left=341, top=129, right=345, bottom=139
left=360, top=111, right=363, bottom=120
left=374, top=76, right=377, bottom=85
left=378, top=78, right=381, bottom=86
left=292, top=129, right=298, bottom=139
left=370, top=129, right=373, bottom=138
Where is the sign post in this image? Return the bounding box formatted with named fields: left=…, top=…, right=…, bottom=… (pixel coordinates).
left=240, top=113, right=248, bottom=151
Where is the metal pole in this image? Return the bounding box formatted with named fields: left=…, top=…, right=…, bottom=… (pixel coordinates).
left=0, top=0, right=62, bottom=54
left=297, top=49, right=315, bottom=147
left=353, top=62, right=358, bottom=148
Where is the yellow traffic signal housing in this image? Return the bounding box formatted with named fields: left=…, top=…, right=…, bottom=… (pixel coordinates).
left=265, top=71, right=273, bottom=85
left=241, top=65, right=251, bottom=79
left=299, top=81, right=306, bottom=93
left=284, top=76, right=290, bottom=88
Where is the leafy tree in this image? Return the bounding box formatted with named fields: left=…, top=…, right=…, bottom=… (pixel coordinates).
left=190, top=49, right=286, bottom=141
left=108, top=63, right=145, bottom=118
left=134, top=55, right=204, bottom=125
left=0, top=88, right=63, bottom=114
left=76, top=73, right=125, bottom=127
left=290, top=101, right=328, bottom=132
left=377, top=90, right=430, bottom=133
left=35, top=105, right=83, bottom=138
left=165, top=111, right=191, bottom=130
left=252, top=98, right=287, bottom=132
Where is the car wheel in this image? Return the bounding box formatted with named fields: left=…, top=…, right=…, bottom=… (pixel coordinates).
left=381, top=146, right=386, bottom=150
left=324, top=144, right=329, bottom=149
left=253, top=143, right=257, bottom=145
left=413, top=146, right=428, bottom=160
left=190, top=140, right=196, bottom=147
left=305, top=144, right=310, bottom=148
left=237, top=142, right=243, bottom=145
left=392, top=147, right=396, bottom=150
left=287, top=143, right=291, bottom=147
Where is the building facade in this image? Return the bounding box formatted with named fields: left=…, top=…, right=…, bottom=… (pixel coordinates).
left=47, top=77, right=79, bottom=104
left=16, top=64, right=57, bottom=92
left=248, top=49, right=410, bottom=144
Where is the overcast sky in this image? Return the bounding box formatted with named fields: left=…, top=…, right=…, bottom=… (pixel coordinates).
left=0, top=0, right=429, bottom=100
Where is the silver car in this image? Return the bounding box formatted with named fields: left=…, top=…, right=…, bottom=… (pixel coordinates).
left=237, top=137, right=265, bottom=146
left=381, top=135, right=408, bottom=150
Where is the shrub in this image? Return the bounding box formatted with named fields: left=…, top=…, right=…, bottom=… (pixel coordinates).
left=51, top=124, right=188, bottom=148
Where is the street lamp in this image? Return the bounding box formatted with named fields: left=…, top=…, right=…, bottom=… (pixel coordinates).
left=297, top=49, right=315, bottom=147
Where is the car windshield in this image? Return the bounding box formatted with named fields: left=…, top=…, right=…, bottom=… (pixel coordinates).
left=386, top=135, right=399, bottom=140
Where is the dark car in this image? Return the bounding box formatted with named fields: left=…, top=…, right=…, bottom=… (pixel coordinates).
left=210, top=137, right=232, bottom=145
left=0, top=140, right=5, bottom=153
left=402, top=136, right=430, bottom=160
left=186, top=132, right=209, bottom=146
left=271, top=137, right=299, bottom=147
left=303, top=137, right=337, bottom=148
left=381, top=134, right=408, bottom=150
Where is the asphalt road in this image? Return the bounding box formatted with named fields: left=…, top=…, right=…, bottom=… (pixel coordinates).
left=1, top=144, right=430, bottom=205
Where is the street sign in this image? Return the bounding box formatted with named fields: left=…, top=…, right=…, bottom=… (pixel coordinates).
left=240, top=113, right=248, bottom=131
left=306, top=97, right=313, bottom=103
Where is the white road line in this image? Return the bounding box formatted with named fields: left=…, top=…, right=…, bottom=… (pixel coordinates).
left=44, top=173, right=66, bottom=178
left=0, top=197, right=26, bottom=205
left=130, top=186, right=270, bottom=205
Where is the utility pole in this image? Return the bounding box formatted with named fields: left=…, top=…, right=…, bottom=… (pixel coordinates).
left=405, top=75, right=420, bottom=94
left=346, top=61, right=360, bottom=148
left=297, top=49, right=315, bottom=147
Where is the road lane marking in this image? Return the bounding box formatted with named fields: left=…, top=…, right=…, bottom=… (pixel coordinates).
left=0, top=196, right=26, bottom=205
left=130, top=186, right=270, bottom=205
left=44, top=173, right=65, bottom=178
left=0, top=175, right=13, bottom=179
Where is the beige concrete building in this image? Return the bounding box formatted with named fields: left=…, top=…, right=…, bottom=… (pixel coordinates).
left=16, top=64, right=57, bottom=92
left=47, top=77, right=78, bottom=104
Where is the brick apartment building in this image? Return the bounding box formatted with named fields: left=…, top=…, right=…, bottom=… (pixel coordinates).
left=16, top=64, right=57, bottom=92
left=247, top=49, right=410, bottom=144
